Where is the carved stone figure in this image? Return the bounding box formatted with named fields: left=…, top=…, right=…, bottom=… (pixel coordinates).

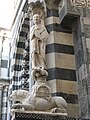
left=28, top=0, right=46, bottom=19
left=10, top=87, right=67, bottom=115
left=30, top=14, right=48, bottom=69
left=9, top=90, right=34, bottom=111
left=10, top=0, right=68, bottom=116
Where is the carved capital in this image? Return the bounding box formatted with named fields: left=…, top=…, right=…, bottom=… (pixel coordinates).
left=28, top=0, right=46, bottom=19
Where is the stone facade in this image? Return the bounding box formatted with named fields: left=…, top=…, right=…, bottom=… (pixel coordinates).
left=0, top=0, right=90, bottom=120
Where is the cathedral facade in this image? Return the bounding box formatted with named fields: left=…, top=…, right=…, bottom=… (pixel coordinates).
left=0, top=0, right=90, bottom=119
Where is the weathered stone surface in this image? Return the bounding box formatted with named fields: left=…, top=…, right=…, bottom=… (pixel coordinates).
left=11, top=112, right=79, bottom=120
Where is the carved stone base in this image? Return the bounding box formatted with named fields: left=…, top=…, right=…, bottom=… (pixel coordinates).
left=12, top=111, right=75, bottom=120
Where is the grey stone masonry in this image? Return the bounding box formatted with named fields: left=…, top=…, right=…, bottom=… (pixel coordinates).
left=59, top=0, right=90, bottom=119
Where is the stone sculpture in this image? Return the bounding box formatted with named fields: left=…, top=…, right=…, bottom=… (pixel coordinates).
left=30, top=14, right=48, bottom=69
left=10, top=86, right=67, bottom=114
left=10, top=0, right=67, bottom=116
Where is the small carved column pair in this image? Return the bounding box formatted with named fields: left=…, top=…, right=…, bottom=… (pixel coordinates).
left=21, top=37, right=29, bottom=91
left=0, top=84, right=3, bottom=120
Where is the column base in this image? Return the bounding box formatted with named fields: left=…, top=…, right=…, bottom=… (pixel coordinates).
left=12, top=111, right=79, bottom=120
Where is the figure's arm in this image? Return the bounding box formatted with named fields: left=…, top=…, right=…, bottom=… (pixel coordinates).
left=39, top=26, right=48, bottom=40
left=30, top=26, right=35, bottom=40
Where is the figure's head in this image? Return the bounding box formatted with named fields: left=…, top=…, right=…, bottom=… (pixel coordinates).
left=33, top=14, right=41, bottom=25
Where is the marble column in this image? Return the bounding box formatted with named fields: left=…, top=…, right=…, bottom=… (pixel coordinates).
left=0, top=84, right=3, bottom=120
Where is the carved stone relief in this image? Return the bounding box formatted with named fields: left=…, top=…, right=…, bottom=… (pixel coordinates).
left=10, top=0, right=67, bottom=116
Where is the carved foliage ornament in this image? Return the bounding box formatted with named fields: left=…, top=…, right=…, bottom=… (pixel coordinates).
left=70, top=0, right=90, bottom=9
left=28, top=0, right=46, bottom=18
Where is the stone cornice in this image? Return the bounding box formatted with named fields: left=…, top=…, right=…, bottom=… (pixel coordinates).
left=45, top=0, right=60, bottom=10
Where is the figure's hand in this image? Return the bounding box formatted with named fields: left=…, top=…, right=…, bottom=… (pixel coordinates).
left=35, top=26, right=48, bottom=39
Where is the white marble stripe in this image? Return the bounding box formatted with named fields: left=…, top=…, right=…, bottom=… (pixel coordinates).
left=11, top=71, right=21, bottom=77
left=47, top=79, right=78, bottom=95
left=84, top=17, right=90, bottom=25
left=47, top=80, right=57, bottom=93
left=46, top=31, right=74, bottom=46
left=46, top=53, right=55, bottom=69
left=19, top=36, right=26, bottom=43
left=46, top=53, right=75, bottom=70
left=16, top=48, right=24, bottom=54
left=54, top=32, right=73, bottom=46
left=45, top=16, right=60, bottom=25
left=21, top=27, right=28, bottom=32
left=67, top=103, right=79, bottom=117
left=24, top=19, right=29, bottom=25
left=56, top=79, right=78, bottom=95
left=86, top=38, right=90, bottom=48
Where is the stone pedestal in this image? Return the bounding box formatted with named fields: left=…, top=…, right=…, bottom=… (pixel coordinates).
left=11, top=111, right=78, bottom=120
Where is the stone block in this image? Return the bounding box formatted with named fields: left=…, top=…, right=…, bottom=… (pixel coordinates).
left=59, top=0, right=79, bottom=26
left=12, top=111, right=82, bottom=120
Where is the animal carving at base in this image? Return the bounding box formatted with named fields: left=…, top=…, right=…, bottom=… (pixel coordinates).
left=10, top=81, right=67, bottom=115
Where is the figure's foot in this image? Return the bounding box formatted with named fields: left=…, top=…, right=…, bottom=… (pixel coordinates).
left=51, top=107, right=67, bottom=113
left=12, top=103, right=34, bottom=111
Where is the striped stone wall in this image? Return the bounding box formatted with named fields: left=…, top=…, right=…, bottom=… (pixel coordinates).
left=45, top=2, right=79, bottom=117
left=9, top=0, right=29, bottom=93
left=9, top=0, right=90, bottom=119
left=9, top=0, right=79, bottom=118
left=0, top=80, right=9, bottom=120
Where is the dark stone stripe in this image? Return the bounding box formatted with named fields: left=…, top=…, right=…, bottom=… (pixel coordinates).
left=12, top=65, right=22, bottom=71
left=52, top=92, right=78, bottom=104
left=83, top=8, right=90, bottom=17
left=84, top=24, right=90, bottom=38
left=22, top=24, right=29, bottom=29
left=46, top=43, right=74, bottom=55
left=1, top=60, right=8, bottom=68
left=25, top=45, right=29, bottom=52
left=1, top=114, right=7, bottom=120
left=17, top=42, right=25, bottom=49
left=2, top=91, right=8, bottom=97
left=12, top=85, right=21, bottom=90
left=75, top=48, right=84, bottom=70
left=54, top=0, right=60, bottom=5
left=19, top=31, right=27, bottom=37
left=73, top=24, right=84, bottom=70
left=46, top=23, right=72, bottom=33
left=47, top=67, right=76, bottom=81
left=2, top=102, right=7, bottom=107
left=22, top=0, right=28, bottom=13
left=47, top=9, right=59, bottom=17
left=13, top=53, right=23, bottom=60
left=25, top=17, right=29, bottom=21
left=12, top=76, right=20, bottom=81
